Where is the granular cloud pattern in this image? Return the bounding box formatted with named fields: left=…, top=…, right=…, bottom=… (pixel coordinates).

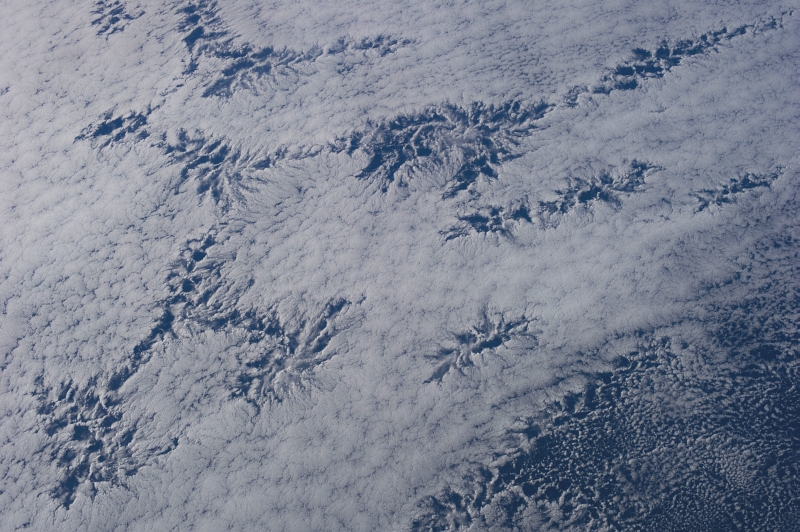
left=413, top=337, right=800, bottom=531
left=0, top=0, right=797, bottom=530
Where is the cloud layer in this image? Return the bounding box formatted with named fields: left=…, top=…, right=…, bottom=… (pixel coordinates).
left=0, top=0, right=797, bottom=530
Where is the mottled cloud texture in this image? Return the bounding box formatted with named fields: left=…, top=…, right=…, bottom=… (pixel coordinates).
left=0, top=0, right=798, bottom=530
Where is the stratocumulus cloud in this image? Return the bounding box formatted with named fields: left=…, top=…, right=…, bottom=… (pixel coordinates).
left=0, top=0, right=797, bottom=530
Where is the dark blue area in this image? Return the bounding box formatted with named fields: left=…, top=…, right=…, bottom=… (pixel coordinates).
left=77, top=111, right=149, bottom=146
left=565, top=21, right=775, bottom=106
left=444, top=202, right=534, bottom=240
left=508, top=205, right=531, bottom=222
left=537, top=161, right=655, bottom=224
left=92, top=117, right=124, bottom=137
left=414, top=285, right=800, bottom=530
left=163, top=130, right=249, bottom=209
left=602, top=25, right=750, bottom=93
left=343, top=101, right=550, bottom=196
left=176, top=0, right=410, bottom=98
left=38, top=378, right=143, bottom=508
left=91, top=0, right=141, bottom=36
left=183, top=26, right=206, bottom=49
left=694, top=171, right=780, bottom=211
left=177, top=1, right=229, bottom=72
left=425, top=314, right=532, bottom=383
left=37, top=234, right=230, bottom=508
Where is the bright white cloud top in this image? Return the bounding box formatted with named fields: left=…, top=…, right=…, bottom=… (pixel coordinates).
left=1, top=1, right=798, bottom=530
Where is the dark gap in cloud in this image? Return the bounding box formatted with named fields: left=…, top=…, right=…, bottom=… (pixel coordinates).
left=107, top=308, right=174, bottom=392
left=75, top=109, right=150, bottom=148
left=232, top=298, right=352, bottom=405
left=536, top=161, right=657, bottom=228
left=31, top=224, right=349, bottom=508
left=693, top=170, right=782, bottom=212
left=121, top=231, right=357, bottom=406
left=199, top=35, right=411, bottom=98
left=178, top=0, right=228, bottom=72
left=75, top=117, right=285, bottom=208
left=704, top=237, right=800, bottom=354
left=166, top=130, right=242, bottom=209
left=443, top=201, right=533, bottom=241
left=162, top=129, right=275, bottom=211
left=339, top=101, right=550, bottom=197
left=91, top=0, right=142, bottom=36
left=107, top=233, right=221, bottom=395
left=36, top=379, right=171, bottom=509
left=424, top=311, right=537, bottom=383
left=40, top=292, right=181, bottom=508
left=78, top=99, right=546, bottom=208
left=176, top=1, right=410, bottom=96
left=199, top=44, right=319, bottom=97
left=565, top=13, right=791, bottom=105
left=342, top=35, right=412, bottom=56
left=109, top=231, right=222, bottom=395
left=413, top=289, right=800, bottom=531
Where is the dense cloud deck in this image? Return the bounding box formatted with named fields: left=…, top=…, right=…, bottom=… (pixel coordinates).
left=0, top=1, right=797, bottom=530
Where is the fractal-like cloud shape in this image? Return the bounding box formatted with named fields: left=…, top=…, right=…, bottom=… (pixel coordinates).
left=0, top=1, right=797, bottom=530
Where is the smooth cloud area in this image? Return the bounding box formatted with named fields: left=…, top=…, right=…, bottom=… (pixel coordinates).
left=0, top=0, right=798, bottom=530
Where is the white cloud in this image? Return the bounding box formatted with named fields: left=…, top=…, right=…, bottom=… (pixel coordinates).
left=0, top=0, right=797, bottom=529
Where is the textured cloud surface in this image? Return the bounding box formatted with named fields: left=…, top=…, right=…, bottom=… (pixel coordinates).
left=1, top=0, right=798, bottom=530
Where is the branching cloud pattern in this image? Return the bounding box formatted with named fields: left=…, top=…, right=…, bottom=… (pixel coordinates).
left=1, top=1, right=797, bottom=530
